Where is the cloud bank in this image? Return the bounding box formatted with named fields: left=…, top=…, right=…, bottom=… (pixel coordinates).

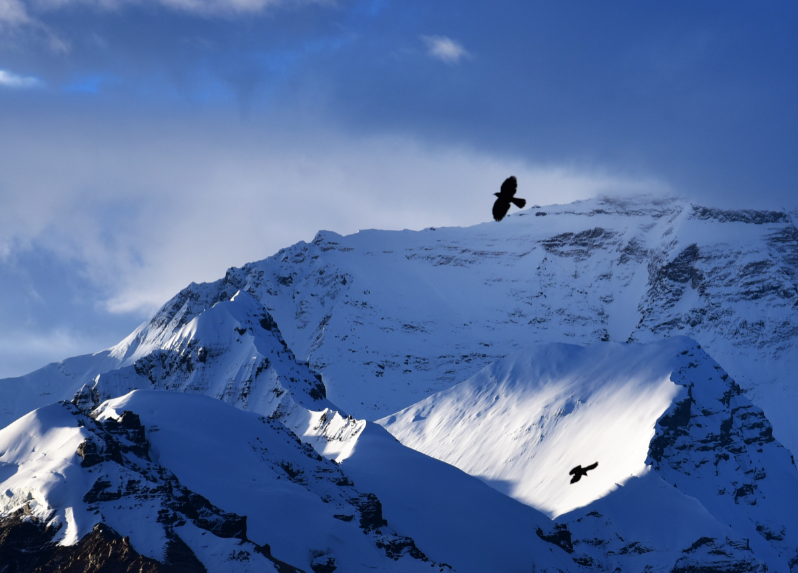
left=0, top=110, right=665, bottom=320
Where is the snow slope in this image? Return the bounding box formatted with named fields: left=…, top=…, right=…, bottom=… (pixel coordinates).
left=381, top=339, right=685, bottom=517
left=381, top=337, right=798, bottom=571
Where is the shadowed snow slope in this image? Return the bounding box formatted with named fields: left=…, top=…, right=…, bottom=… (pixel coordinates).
left=381, top=337, right=798, bottom=571
left=0, top=390, right=583, bottom=573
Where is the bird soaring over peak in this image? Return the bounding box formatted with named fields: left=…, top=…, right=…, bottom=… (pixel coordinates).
left=492, top=176, right=527, bottom=222
left=569, top=462, right=599, bottom=484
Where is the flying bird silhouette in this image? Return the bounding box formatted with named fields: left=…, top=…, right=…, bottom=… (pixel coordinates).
left=569, top=462, right=599, bottom=484
left=492, top=176, right=527, bottom=222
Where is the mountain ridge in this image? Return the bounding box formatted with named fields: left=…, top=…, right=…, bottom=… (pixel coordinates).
left=8, top=195, right=796, bottom=445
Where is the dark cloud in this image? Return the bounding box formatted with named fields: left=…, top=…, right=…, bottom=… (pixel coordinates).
left=0, top=0, right=796, bottom=376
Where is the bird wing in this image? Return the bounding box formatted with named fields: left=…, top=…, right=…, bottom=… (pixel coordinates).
left=568, top=466, right=580, bottom=475
left=493, top=198, right=510, bottom=222
left=584, top=462, right=599, bottom=471
left=500, top=176, right=517, bottom=197
left=570, top=474, right=581, bottom=484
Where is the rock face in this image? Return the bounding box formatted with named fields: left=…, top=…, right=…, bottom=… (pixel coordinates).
left=0, top=514, right=168, bottom=573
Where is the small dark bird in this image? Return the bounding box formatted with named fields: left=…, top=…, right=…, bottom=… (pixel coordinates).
left=569, top=462, right=599, bottom=484
left=492, top=176, right=527, bottom=222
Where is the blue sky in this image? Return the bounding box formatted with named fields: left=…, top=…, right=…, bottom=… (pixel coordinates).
left=1, top=0, right=797, bottom=377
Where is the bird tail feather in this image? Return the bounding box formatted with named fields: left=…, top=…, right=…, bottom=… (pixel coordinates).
left=511, top=197, right=526, bottom=209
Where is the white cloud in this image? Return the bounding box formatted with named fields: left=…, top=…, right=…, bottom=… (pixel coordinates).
left=5, top=0, right=326, bottom=20
left=0, top=111, right=668, bottom=318
left=0, top=0, right=68, bottom=53
left=0, top=0, right=30, bottom=25
left=422, top=35, right=470, bottom=65
left=0, top=68, right=41, bottom=88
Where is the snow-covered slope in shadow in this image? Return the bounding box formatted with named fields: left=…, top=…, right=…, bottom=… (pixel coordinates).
left=381, top=337, right=798, bottom=571
left=0, top=390, right=583, bottom=573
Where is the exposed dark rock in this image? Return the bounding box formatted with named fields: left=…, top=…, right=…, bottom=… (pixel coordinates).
left=170, top=489, right=247, bottom=540
left=755, top=523, right=785, bottom=541
left=333, top=514, right=354, bottom=522
left=690, top=206, right=790, bottom=225
left=310, top=556, right=336, bottom=573
left=0, top=514, right=167, bottom=573
left=83, top=478, right=122, bottom=503
left=657, top=244, right=703, bottom=289
left=649, top=397, right=692, bottom=463
left=671, top=536, right=767, bottom=572
left=76, top=440, right=103, bottom=468
left=36, top=524, right=163, bottom=573
left=278, top=461, right=306, bottom=484
left=375, top=536, right=430, bottom=562
left=0, top=507, right=59, bottom=573
left=618, top=237, right=648, bottom=265
left=355, top=493, right=387, bottom=533
left=617, top=541, right=653, bottom=555
left=161, top=530, right=208, bottom=573
left=540, top=228, right=616, bottom=261
left=70, top=385, right=100, bottom=415
left=253, top=543, right=306, bottom=573
left=682, top=537, right=716, bottom=554
left=260, top=314, right=278, bottom=331
left=536, top=525, right=574, bottom=554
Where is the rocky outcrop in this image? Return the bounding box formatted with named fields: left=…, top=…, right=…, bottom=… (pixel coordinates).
left=689, top=205, right=790, bottom=225
left=0, top=512, right=167, bottom=573
left=646, top=341, right=798, bottom=568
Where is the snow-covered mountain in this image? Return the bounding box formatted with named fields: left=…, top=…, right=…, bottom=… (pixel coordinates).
left=6, top=196, right=795, bottom=447
left=2, top=195, right=798, bottom=571
left=4, top=339, right=793, bottom=572
left=0, top=389, right=610, bottom=573
left=381, top=337, right=798, bottom=571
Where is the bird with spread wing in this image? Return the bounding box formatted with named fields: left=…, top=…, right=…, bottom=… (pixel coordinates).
left=569, top=462, right=599, bottom=484
left=492, top=176, right=527, bottom=221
